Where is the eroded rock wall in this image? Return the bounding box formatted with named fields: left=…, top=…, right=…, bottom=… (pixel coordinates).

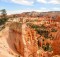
left=52, top=30, right=60, bottom=55
left=8, top=22, right=39, bottom=57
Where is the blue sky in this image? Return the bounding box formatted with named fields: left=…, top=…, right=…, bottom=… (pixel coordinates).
left=0, top=0, right=60, bottom=14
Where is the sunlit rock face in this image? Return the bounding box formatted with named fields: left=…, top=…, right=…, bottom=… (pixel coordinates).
left=7, top=22, right=39, bottom=57
left=52, top=30, right=60, bottom=55
left=24, top=27, right=39, bottom=57
left=7, top=22, right=24, bottom=56
left=7, top=22, right=60, bottom=57
left=8, top=29, right=24, bottom=56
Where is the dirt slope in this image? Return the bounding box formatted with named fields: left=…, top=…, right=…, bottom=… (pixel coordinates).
left=0, top=27, right=19, bottom=57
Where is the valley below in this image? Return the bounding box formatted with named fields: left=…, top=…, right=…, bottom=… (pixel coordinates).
left=0, top=11, right=60, bottom=57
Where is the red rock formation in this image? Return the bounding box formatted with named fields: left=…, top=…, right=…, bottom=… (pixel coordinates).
left=7, top=22, right=40, bottom=57
left=52, top=30, right=60, bottom=55
left=7, top=22, right=24, bottom=56
left=24, top=27, right=39, bottom=57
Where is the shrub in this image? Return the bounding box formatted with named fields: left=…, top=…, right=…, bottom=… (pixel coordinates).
left=0, top=18, right=7, bottom=25
left=0, top=18, right=8, bottom=31
left=42, top=43, right=52, bottom=51
left=51, top=28, right=57, bottom=32
left=28, top=24, right=49, bottom=38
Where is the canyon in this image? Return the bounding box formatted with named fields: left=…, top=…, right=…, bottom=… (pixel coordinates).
left=0, top=11, right=60, bottom=57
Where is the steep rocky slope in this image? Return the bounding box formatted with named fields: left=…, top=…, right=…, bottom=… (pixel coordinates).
left=0, top=22, right=40, bottom=57
left=0, top=17, right=60, bottom=57
left=0, top=27, right=19, bottom=57
left=52, top=29, right=60, bottom=55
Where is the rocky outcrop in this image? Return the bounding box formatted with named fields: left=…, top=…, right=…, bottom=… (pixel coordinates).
left=6, top=22, right=40, bottom=57
left=52, top=30, right=60, bottom=55
left=0, top=20, right=60, bottom=57
left=0, top=27, right=19, bottom=57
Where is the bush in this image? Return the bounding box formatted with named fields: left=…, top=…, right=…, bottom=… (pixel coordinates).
left=42, top=43, right=49, bottom=51
left=0, top=18, right=7, bottom=25
left=0, top=18, right=8, bottom=31
left=42, top=43, right=52, bottom=51
left=28, top=24, right=49, bottom=38
left=51, top=28, right=57, bottom=32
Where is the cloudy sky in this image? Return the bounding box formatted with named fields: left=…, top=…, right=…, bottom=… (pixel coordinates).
left=0, top=0, right=60, bottom=14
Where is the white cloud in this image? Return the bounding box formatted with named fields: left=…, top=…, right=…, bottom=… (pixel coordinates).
left=37, top=0, right=47, bottom=3
left=11, top=0, right=34, bottom=5
left=37, top=0, right=60, bottom=4
left=0, top=0, right=34, bottom=5
left=7, top=8, right=50, bottom=15
left=49, top=0, right=60, bottom=4
left=7, top=10, right=21, bottom=15
left=7, top=7, right=60, bottom=15
left=1, top=0, right=60, bottom=5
